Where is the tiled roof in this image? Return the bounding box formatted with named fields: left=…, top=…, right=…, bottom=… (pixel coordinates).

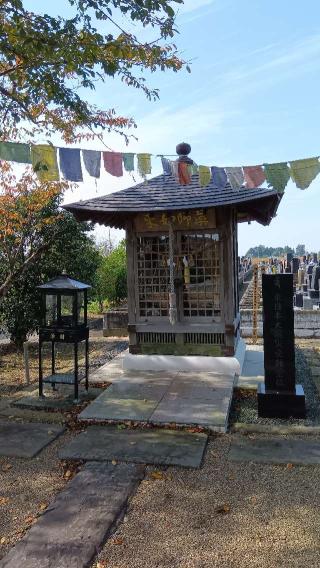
left=64, top=173, right=281, bottom=228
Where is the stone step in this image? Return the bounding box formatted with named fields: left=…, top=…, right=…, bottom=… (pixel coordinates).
left=229, top=436, right=320, bottom=465
left=60, top=425, right=208, bottom=468
left=0, top=462, right=144, bottom=568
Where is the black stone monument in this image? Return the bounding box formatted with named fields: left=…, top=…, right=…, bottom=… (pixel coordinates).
left=257, top=273, right=306, bottom=418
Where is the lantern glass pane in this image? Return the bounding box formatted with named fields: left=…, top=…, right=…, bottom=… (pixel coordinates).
left=77, top=291, right=85, bottom=324
left=61, top=294, right=74, bottom=326
left=45, top=294, right=57, bottom=326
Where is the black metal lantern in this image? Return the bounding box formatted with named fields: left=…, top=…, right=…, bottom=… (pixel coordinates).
left=37, top=274, right=91, bottom=402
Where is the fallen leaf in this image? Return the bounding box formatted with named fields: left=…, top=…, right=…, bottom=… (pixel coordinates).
left=39, top=502, right=48, bottom=511
left=111, top=460, right=117, bottom=466
left=112, top=537, right=124, bottom=545
left=286, top=463, right=294, bottom=470
left=1, top=464, right=12, bottom=472
left=0, top=537, right=6, bottom=545
left=251, top=496, right=258, bottom=504
left=96, top=561, right=108, bottom=568
left=25, top=515, right=36, bottom=525
left=150, top=471, right=165, bottom=481
left=215, top=503, right=231, bottom=514
left=0, top=497, right=9, bottom=506
left=64, top=470, right=72, bottom=479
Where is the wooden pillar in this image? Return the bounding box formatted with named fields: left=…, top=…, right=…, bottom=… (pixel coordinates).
left=218, top=208, right=236, bottom=356
left=126, top=220, right=137, bottom=352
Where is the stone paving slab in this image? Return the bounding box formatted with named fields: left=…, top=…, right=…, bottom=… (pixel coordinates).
left=151, top=374, right=234, bottom=431
left=79, top=370, right=234, bottom=432
left=60, top=425, right=208, bottom=468
left=0, top=422, right=65, bottom=458
left=229, top=436, right=320, bottom=465
left=0, top=461, right=143, bottom=568
left=12, top=387, right=102, bottom=411
left=79, top=373, right=176, bottom=422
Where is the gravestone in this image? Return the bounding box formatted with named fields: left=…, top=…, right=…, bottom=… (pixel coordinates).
left=257, top=273, right=305, bottom=418
left=291, top=257, right=299, bottom=274
left=295, top=292, right=303, bottom=308
left=311, top=266, right=320, bottom=291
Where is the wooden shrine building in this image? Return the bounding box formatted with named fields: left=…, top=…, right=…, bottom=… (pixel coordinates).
left=65, top=145, right=281, bottom=360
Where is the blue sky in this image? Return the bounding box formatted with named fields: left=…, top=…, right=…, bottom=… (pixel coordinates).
left=27, top=0, right=320, bottom=254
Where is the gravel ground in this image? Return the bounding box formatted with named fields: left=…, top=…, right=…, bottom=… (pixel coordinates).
left=0, top=430, right=77, bottom=560
left=0, top=335, right=128, bottom=396
left=92, top=435, right=320, bottom=568
left=230, top=345, right=320, bottom=426
left=0, top=338, right=128, bottom=561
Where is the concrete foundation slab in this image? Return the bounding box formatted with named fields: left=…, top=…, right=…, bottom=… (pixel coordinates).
left=229, top=436, right=320, bottom=464
left=0, top=462, right=143, bottom=568
left=0, top=422, right=65, bottom=458
left=12, top=387, right=102, bottom=411
left=59, top=426, right=208, bottom=468
left=235, top=345, right=264, bottom=390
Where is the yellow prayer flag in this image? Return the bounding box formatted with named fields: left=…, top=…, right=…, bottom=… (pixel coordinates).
left=31, top=145, right=59, bottom=182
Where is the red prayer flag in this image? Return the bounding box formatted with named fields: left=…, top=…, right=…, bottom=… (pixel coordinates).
left=103, top=151, right=123, bottom=177
left=243, top=165, right=266, bottom=188
left=178, top=162, right=191, bottom=185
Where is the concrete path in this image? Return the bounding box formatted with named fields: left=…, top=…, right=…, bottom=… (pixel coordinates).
left=229, top=436, right=320, bottom=464
left=79, top=370, right=235, bottom=432
left=59, top=425, right=208, bottom=468
left=0, top=422, right=65, bottom=458
left=0, top=462, right=144, bottom=568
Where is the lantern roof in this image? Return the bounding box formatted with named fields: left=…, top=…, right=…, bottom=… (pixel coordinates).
left=37, top=274, right=91, bottom=291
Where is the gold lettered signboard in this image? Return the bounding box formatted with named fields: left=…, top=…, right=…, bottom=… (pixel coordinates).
left=134, top=208, right=216, bottom=232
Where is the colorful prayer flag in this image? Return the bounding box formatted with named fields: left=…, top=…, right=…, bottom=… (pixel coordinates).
left=243, top=165, right=266, bottom=188
left=103, top=151, right=123, bottom=177
left=225, top=167, right=244, bottom=190
left=0, top=141, right=31, bottom=164
left=289, top=157, right=320, bottom=190
left=137, top=153, right=152, bottom=178
left=59, top=148, right=83, bottom=182
left=263, top=162, right=290, bottom=193
left=178, top=162, right=191, bottom=185
left=198, top=165, right=211, bottom=187
left=31, top=145, right=59, bottom=182
left=123, top=153, right=135, bottom=173
left=161, top=157, right=172, bottom=175
left=82, top=150, right=101, bottom=178
left=211, top=166, right=227, bottom=189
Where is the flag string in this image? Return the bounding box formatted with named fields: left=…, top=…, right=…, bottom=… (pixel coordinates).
left=0, top=139, right=319, bottom=193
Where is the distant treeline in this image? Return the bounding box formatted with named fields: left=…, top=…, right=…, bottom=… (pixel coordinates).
left=245, top=245, right=296, bottom=257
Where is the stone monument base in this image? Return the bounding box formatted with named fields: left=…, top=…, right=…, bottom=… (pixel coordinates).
left=257, top=383, right=306, bottom=419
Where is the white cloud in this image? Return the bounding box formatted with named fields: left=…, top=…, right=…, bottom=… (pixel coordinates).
left=218, top=34, right=320, bottom=90
left=177, top=0, right=215, bottom=15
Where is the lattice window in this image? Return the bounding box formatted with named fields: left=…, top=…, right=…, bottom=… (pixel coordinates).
left=136, top=231, right=221, bottom=320
left=181, top=233, right=221, bottom=318
left=137, top=235, right=169, bottom=318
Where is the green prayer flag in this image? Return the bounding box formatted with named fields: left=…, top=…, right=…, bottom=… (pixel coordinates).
left=122, top=153, right=135, bottom=172
left=289, top=157, right=320, bottom=190
left=263, top=162, right=290, bottom=194
left=0, top=141, right=31, bottom=164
